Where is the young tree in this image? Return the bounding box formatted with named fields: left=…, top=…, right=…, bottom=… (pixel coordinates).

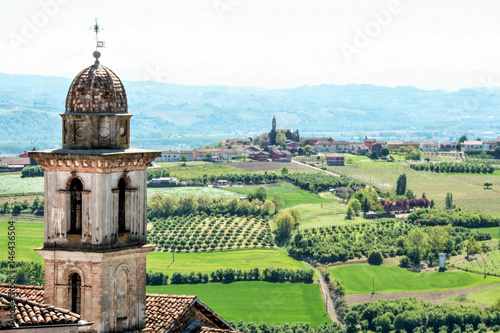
left=405, top=189, right=416, bottom=199
left=262, top=200, right=276, bottom=215
left=367, top=249, right=384, bottom=265
left=281, top=165, right=289, bottom=176
left=458, top=135, right=468, bottom=143
left=445, top=192, right=454, bottom=209
left=275, top=212, right=294, bottom=240
left=348, top=198, right=362, bottom=215
left=276, top=132, right=287, bottom=147
left=466, top=237, right=481, bottom=258
left=346, top=205, right=355, bottom=220
left=405, top=228, right=429, bottom=265
left=484, top=181, right=493, bottom=189
left=288, top=208, right=301, bottom=223
left=270, top=193, right=284, bottom=211
left=179, top=155, right=189, bottom=164
left=204, top=151, right=213, bottom=160
left=396, top=174, right=407, bottom=196
left=304, top=145, right=312, bottom=155
left=380, top=147, right=390, bottom=157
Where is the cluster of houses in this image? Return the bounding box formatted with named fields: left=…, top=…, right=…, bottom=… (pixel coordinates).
left=156, top=146, right=293, bottom=163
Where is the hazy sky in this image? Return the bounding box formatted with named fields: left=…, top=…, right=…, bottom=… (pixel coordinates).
left=1, top=0, right=500, bottom=90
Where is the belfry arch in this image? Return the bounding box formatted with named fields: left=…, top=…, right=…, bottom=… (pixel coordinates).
left=68, top=177, right=83, bottom=234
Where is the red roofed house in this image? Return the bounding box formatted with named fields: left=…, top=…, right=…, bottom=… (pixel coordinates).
left=271, top=150, right=292, bottom=162
left=326, top=153, right=345, bottom=166
left=249, top=151, right=270, bottom=161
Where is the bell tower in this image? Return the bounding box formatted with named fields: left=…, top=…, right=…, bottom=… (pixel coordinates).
left=29, top=21, right=160, bottom=332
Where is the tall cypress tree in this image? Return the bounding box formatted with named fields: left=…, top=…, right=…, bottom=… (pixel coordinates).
left=396, top=174, right=407, bottom=196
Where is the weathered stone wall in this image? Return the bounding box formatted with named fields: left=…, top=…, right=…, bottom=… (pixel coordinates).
left=38, top=246, right=153, bottom=333
left=43, top=168, right=147, bottom=248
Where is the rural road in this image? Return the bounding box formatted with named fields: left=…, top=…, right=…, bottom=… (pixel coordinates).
left=291, top=160, right=340, bottom=177
left=344, top=283, right=499, bottom=305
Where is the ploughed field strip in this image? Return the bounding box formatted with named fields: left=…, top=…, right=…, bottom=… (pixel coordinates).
left=148, top=215, right=275, bottom=252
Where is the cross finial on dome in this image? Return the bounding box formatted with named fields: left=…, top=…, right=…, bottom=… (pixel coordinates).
left=91, top=18, right=105, bottom=63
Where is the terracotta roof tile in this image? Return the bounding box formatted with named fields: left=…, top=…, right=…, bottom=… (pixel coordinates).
left=0, top=292, right=80, bottom=326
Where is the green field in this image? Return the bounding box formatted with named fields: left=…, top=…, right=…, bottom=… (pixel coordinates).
left=444, top=283, right=500, bottom=305
left=329, top=263, right=500, bottom=294
left=158, top=164, right=249, bottom=180
left=472, top=227, right=500, bottom=239
left=223, top=183, right=330, bottom=208
left=0, top=173, right=44, bottom=196
left=147, top=281, right=331, bottom=325
left=0, top=222, right=44, bottom=262
left=147, top=249, right=313, bottom=276
left=147, top=186, right=239, bottom=201
left=326, top=156, right=500, bottom=216
left=453, top=250, right=500, bottom=276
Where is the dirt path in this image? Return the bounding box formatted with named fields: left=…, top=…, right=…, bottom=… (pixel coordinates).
left=344, top=283, right=499, bottom=305
left=300, top=259, right=340, bottom=324
left=291, top=160, right=340, bottom=177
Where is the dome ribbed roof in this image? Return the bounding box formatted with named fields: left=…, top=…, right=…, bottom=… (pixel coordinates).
left=65, top=62, right=127, bottom=113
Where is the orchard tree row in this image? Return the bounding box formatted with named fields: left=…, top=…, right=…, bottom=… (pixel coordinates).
left=411, top=162, right=494, bottom=174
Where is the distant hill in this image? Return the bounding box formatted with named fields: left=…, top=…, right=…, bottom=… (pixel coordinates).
left=0, top=72, right=499, bottom=153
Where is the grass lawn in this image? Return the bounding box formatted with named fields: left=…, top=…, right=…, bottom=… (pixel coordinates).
left=444, top=284, right=500, bottom=305
left=0, top=222, right=44, bottom=262
left=329, top=263, right=500, bottom=294
left=147, top=281, right=331, bottom=325
left=147, top=186, right=239, bottom=201
left=472, top=227, right=500, bottom=239
left=326, top=159, right=500, bottom=216
left=223, top=183, right=330, bottom=208
left=147, top=249, right=315, bottom=277
left=0, top=173, right=44, bottom=196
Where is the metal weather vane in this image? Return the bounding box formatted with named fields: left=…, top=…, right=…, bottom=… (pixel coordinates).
left=92, top=18, right=106, bottom=51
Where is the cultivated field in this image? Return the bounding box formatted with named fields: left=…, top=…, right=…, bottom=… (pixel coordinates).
left=329, top=262, right=500, bottom=294
left=0, top=221, right=44, bottom=262
left=223, top=182, right=330, bottom=208
left=147, top=281, right=331, bottom=325
left=0, top=173, right=44, bottom=196
left=326, top=155, right=500, bottom=216
left=472, top=227, right=500, bottom=239
left=147, top=186, right=239, bottom=201
left=148, top=215, right=274, bottom=252
left=453, top=249, right=500, bottom=276
left=146, top=249, right=314, bottom=276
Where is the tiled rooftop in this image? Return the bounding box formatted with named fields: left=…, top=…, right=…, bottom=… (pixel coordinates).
left=0, top=292, right=80, bottom=326
left=145, top=294, right=197, bottom=332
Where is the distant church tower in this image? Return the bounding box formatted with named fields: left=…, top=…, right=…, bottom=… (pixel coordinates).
left=272, top=115, right=276, bottom=132
left=29, top=23, right=160, bottom=332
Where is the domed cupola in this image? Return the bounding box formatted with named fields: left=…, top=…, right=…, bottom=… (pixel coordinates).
left=65, top=60, right=127, bottom=114
left=61, top=51, right=131, bottom=150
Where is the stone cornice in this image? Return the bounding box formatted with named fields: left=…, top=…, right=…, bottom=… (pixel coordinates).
left=29, top=149, right=160, bottom=173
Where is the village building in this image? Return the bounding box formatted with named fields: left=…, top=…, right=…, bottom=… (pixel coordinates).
left=370, top=142, right=386, bottom=154
left=157, top=150, right=194, bottom=162
left=439, top=142, right=457, bottom=151
left=422, top=141, right=438, bottom=152
left=271, top=149, right=292, bottom=162
left=388, top=141, right=420, bottom=150
left=249, top=151, right=270, bottom=161
left=326, top=153, right=345, bottom=166
left=462, top=140, right=486, bottom=151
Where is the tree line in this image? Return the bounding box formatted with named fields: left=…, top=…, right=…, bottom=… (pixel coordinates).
left=410, top=162, right=494, bottom=174
left=146, top=267, right=314, bottom=285
left=148, top=192, right=281, bottom=219
left=0, top=261, right=44, bottom=286
left=407, top=209, right=499, bottom=228
left=0, top=197, right=44, bottom=216
left=347, top=297, right=500, bottom=332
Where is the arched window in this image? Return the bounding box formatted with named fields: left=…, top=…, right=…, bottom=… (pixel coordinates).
left=69, top=178, right=83, bottom=234
left=118, top=177, right=127, bottom=233
left=68, top=273, right=81, bottom=314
